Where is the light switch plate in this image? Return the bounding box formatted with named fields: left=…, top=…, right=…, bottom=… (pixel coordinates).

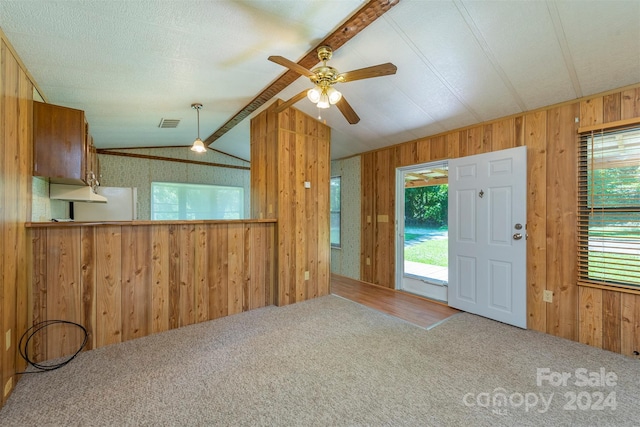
left=543, top=290, right=553, bottom=303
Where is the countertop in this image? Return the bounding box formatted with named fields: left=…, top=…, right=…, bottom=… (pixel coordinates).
left=26, top=218, right=277, bottom=228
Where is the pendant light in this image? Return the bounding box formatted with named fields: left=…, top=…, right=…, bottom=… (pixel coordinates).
left=190, top=103, right=206, bottom=153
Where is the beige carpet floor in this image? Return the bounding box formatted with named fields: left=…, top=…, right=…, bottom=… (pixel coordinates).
left=1, top=295, right=639, bottom=426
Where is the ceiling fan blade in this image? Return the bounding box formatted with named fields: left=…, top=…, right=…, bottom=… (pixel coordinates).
left=335, top=96, right=360, bottom=124
left=274, top=90, right=308, bottom=113
left=338, top=63, right=397, bottom=83
left=268, top=56, right=315, bottom=78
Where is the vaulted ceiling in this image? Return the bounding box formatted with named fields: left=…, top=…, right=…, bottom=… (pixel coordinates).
left=1, top=0, right=639, bottom=161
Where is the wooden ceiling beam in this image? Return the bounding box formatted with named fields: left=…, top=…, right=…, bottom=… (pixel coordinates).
left=405, top=177, right=448, bottom=188
left=204, top=0, right=401, bottom=146
left=406, top=172, right=429, bottom=181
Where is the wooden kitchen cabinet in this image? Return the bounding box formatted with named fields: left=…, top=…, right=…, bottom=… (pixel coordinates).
left=33, top=101, right=99, bottom=185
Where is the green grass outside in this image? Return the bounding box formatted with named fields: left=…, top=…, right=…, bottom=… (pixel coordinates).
left=404, top=238, right=448, bottom=267
left=403, top=233, right=423, bottom=242
left=586, top=224, right=640, bottom=286
left=589, top=228, right=640, bottom=239
left=589, top=252, right=640, bottom=285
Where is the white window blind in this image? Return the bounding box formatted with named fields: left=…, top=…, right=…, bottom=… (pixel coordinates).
left=577, top=126, right=640, bottom=288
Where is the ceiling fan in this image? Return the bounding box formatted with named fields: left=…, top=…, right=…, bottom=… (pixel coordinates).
left=268, top=46, right=397, bottom=124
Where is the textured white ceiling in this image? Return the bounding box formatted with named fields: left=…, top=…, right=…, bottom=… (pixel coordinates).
left=1, top=0, right=639, bottom=161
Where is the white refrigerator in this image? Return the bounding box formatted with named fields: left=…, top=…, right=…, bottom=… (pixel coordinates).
left=73, top=187, right=137, bottom=221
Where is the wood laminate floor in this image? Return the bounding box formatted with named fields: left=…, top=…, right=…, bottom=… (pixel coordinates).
left=331, top=274, right=460, bottom=329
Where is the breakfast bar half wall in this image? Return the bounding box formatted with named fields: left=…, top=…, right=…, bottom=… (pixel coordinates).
left=27, top=220, right=276, bottom=362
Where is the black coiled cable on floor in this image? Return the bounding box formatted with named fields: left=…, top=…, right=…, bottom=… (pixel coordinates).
left=17, top=320, right=88, bottom=374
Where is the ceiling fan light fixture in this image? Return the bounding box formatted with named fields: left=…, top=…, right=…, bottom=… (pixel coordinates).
left=307, top=86, right=322, bottom=103
left=268, top=44, right=396, bottom=125
left=327, top=86, right=342, bottom=104
left=190, top=103, right=206, bottom=153
left=317, top=91, right=330, bottom=109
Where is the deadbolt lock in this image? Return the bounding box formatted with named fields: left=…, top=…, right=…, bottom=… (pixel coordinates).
left=514, top=223, right=522, bottom=230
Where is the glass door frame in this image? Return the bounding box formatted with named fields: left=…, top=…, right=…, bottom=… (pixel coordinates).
left=395, top=161, right=449, bottom=302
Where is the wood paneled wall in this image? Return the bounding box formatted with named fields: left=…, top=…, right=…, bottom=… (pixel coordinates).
left=30, top=221, right=276, bottom=362
left=360, top=85, right=640, bottom=356
left=576, top=89, right=640, bottom=356
left=1, top=37, right=33, bottom=406
left=251, top=103, right=331, bottom=306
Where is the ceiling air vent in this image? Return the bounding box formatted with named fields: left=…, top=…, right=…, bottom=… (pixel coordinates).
left=158, top=118, right=180, bottom=128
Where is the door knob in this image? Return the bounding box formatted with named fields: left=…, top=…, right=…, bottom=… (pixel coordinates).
left=513, top=233, right=523, bottom=240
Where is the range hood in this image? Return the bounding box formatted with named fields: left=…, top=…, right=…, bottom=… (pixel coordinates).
left=50, top=184, right=108, bottom=203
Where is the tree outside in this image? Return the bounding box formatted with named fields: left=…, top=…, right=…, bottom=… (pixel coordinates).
left=586, top=165, right=640, bottom=286
left=405, top=185, right=448, bottom=228
left=404, top=184, right=448, bottom=268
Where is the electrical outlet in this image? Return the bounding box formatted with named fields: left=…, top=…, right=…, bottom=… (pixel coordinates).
left=543, top=290, right=553, bottom=303
left=366, top=257, right=371, bottom=266
left=5, top=329, right=10, bottom=351
left=304, top=271, right=310, bottom=280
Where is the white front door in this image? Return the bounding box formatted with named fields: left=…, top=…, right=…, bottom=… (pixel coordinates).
left=448, top=146, right=527, bottom=328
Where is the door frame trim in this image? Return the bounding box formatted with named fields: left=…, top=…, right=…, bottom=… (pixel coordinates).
left=395, top=166, right=406, bottom=291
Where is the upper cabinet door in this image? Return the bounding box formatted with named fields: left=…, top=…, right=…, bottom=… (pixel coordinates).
left=33, top=101, right=87, bottom=184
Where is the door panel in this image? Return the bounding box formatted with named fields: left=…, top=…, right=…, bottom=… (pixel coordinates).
left=488, top=187, right=511, bottom=245
left=457, top=256, right=477, bottom=303
left=488, top=157, right=513, bottom=175
left=489, top=260, right=512, bottom=311
left=448, top=146, right=527, bottom=328
left=456, top=189, right=477, bottom=242
left=457, top=163, right=477, bottom=180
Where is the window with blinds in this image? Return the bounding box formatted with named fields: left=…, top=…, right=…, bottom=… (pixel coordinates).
left=151, top=182, right=244, bottom=220
left=330, top=176, right=341, bottom=248
left=577, top=126, right=640, bottom=289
